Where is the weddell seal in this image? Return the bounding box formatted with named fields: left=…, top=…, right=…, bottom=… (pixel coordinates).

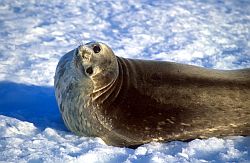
left=54, top=41, right=250, bottom=147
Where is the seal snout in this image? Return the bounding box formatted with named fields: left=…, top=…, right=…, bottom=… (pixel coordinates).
left=78, top=45, right=92, bottom=61
left=75, top=45, right=95, bottom=76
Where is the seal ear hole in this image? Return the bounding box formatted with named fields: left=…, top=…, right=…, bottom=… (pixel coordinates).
left=86, top=66, right=93, bottom=75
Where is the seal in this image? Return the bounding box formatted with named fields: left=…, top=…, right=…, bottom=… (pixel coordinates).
left=54, top=42, right=250, bottom=147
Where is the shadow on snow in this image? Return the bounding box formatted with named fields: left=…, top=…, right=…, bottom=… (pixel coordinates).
left=0, top=81, right=67, bottom=131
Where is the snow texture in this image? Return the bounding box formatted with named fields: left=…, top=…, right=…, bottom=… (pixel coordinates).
left=0, top=0, right=249, bottom=162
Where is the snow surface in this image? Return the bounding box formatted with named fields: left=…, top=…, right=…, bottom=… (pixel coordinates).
left=0, top=0, right=250, bottom=162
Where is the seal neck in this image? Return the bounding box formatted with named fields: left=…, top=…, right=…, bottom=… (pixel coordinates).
left=90, top=57, right=127, bottom=106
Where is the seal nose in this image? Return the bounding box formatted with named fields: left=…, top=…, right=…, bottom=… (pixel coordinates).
left=78, top=45, right=91, bottom=60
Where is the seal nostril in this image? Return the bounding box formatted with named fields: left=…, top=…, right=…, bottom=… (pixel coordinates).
left=86, top=67, right=93, bottom=75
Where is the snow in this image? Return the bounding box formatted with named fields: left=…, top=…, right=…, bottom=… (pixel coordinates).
left=0, top=0, right=249, bottom=162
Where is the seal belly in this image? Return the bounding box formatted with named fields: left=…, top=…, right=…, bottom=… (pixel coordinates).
left=105, top=57, right=250, bottom=146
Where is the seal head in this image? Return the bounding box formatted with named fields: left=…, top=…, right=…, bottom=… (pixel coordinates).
left=54, top=42, right=119, bottom=137
left=75, top=42, right=118, bottom=91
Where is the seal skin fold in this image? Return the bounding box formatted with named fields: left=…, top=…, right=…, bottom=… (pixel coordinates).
left=54, top=42, right=250, bottom=147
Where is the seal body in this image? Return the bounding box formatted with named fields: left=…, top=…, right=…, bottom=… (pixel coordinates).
left=54, top=42, right=250, bottom=147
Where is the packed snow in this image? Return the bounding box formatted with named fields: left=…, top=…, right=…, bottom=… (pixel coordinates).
left=0, top=0, right=250, bottom=162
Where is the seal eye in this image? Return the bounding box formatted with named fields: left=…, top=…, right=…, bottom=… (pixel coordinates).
left=93, top=45, right=101, bottom=53
left=86, top=67, right=93, bottom=75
